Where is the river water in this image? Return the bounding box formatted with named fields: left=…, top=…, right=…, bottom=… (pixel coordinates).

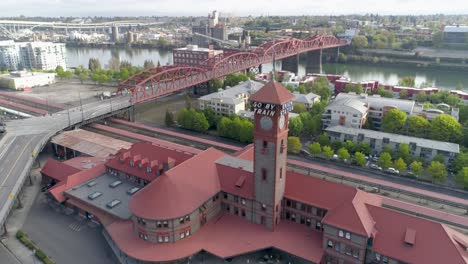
left=67, top=47, right=468, bottom=90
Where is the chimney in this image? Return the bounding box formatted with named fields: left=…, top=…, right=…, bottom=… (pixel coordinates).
left=163, top=157, right=176, bottom=171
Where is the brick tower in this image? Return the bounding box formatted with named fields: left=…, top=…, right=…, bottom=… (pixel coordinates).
left=249, top=81, right=294, bottom=230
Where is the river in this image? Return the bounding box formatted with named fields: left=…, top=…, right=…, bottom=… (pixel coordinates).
left=66, top=47, right=468, bottom=90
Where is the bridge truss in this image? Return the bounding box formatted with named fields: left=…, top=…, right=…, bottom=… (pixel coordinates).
left=117, top=35, right=347, bottom=103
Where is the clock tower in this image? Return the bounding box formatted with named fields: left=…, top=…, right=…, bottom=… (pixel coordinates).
left=249, top=81, right=294, bottom=230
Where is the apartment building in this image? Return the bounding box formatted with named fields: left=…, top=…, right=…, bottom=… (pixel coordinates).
left=0, top=41, right=67, bottom=71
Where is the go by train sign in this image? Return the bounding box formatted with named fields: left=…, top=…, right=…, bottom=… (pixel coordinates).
left=251, top=101, right=293, bottom=116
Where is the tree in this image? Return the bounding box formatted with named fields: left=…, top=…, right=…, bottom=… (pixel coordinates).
left=79, top=72, right=88, bottom=84
left=393, top=158, right=407, bottom=173
left=185, top=94, right=192, bottom=109
left=288, top=117, right=304, bottom=137
left=108, top=57, right=120, bottom=71
left=455, top=167, right=468, bottom=189
left=344, top=83, right=364, bottom=94
left=427, top=161, right=447, bottom=182
left=288, top=137, right=302, bottom=154
left=299, top=112, right=321, bottom=136
left=453, top=152, right=468, bottom=173
left=382, top=109, right=407, bottom=133
left=63, top=70, right=73, bottom=79
left=407, top=115, right=430, bottom=138
left=337, top=147, right=350, bottom=161
left=177, top=108, right=209, bottom=133
left=398, top=76, right=416, bottom=87
left=432, top=30, right=443, bottom=48
left=354, top=152, right=366, bottom=167
left=208, top=78, right=223, bottom=93
left=342, top=140, right=355, bottom=154
left=143, top=60, right=155, bottom=69
left=376, top=86, right=393, bottom=98
left=410, top=161, right=423, bottom=176
left=431, top=154, right=446, bottom=164
left=292, top=103, right=307, bottom=114
left=352, top=35, right=368, bottom=48
left=399, top=89, right=409, bottom=99
left=318, top=133, right=330, bottom=147
left=416, top=91, right=427, bottom=103
left=356, top=142, right=371, bottom=155
left=203, top=108, right=217, bottom=128
left=322, top=146, right=334, bottom=160
left=119, top=68, right=130, bottom=81
left=430, top=114, right=462, bottom=143
left=311, top=77, right=331, bottom=101
left=398, top=143, right=411, bottom=164
left=309, top=142, right=321, bottom=156
left=165, top=109, right=175, bottom=127
left=378, top=152, right=393, bottom=170
left=158, top=37, right=170, bottom=48
left=88, top=58, right=101, bottom=72
left=239, top=119, right=254, bottom=143
left=55, top=65, right=64, bottom=74
left=445, top=94, right=461, bottom=106
left=223, top=73, right=248, bottom=88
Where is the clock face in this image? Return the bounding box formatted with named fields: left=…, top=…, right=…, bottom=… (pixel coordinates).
left=260, top=116, right=273, bottom=131
left=279, top=115, right=285, bottom=130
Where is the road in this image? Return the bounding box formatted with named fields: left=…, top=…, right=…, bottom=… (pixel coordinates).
left=0, top=95, right=132, bottom=226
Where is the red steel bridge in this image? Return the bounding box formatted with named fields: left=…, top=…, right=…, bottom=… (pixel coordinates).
left=117, top=35, right=348, bottom=104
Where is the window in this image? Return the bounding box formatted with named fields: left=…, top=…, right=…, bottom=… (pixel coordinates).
left=127, top=187, right=140, bottom=195
left=335, top=242, right=340, bottom=252
left=234, top=196, right=239, bottom=203
left=137, top=218, right=146, bottom=226
left=146, top=166, right=152, bottom=173
left=345, top=246, right=352, bottom=256
left=234, top=207, right=239, bottom=215
left=300, top=203, right=306, bottom=211
left=179, top=217, right=185, bottom=224
left=158, top=236, right=163, bottom=242
left=286, top=199, right=291, bottom=207
left=262, top=169, right=267, bottom=181
left=353, top=249, right=359, bottom=258
left=375, top=253, right=381, bottom=261
left=276, top=204, right=279, bottom=212
left=382, top=256, right=388, bottom=263
left=186, top=230, right=190, bottom=237
left=164, top=236, right=169, bottom=242
left=261, top=204, right=267, bottom=211
left=383, top=137, right=389, bottom=144
left=180, top=232, right=185, bottom=239
left=139, top=232, right=148, bottom=240
left=263, top=141, right=268, bottom=148
left=223, top=192, right=228, bottom=199
left=280, top=167, right=283, bottom=179
left=130, top=161, right=134, bottom=167
left=157, top=221, right=162, bottom=228
left=226, top=204, right=230, bottom=212
left=241, top=209, right=246, bottom=217
left=345, top=232, right=351, bottom=240
left=338, top=230, right=344, bottom=237
left=109, top=180, right=122, bottom=188
left=280, top=139, right=284, bottom=153
left=241, top=198, right=246, bottom=205
left=316, top=221, right=321, bottom=230
left=185, top=215, right=190, bottom=222
left=291, top=213, right=296, bottom=221
left=163, top=221, right=168, bottom=228
left=261, top=216, right=266, bottom=225
left=327, top=240, right=333, bottom=248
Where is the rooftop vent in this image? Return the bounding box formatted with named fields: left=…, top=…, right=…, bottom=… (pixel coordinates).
left=109, top=180, right=122, bottom=188
left=88, top=191, right=102, bottom=200
left=87, top=181, right=97, bottom=187
left=106, top=199, right=121, bottom=209
left=404, top=228, right=416, bottom=246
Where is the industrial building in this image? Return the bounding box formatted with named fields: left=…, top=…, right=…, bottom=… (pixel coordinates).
left=40, top=81, right=468, bottom=264
left=172, top=45, right=223, bottom=67
left=0, top=40, right=67, bottom=71
left=0, top=71, right=55, bottom=90
left=443, top=25, right=468, bottom=45
left=191, top=10, right=228, bottom=47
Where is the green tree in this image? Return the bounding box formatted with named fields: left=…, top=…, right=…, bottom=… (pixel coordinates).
left=407, top=115, right=430, bottom=138
left=88, top=58, right=101, bottom=72
left=398, top=143, right=411, bottom=164
left=143, top=60, right=155, bottom=69
left=356, top=142, right=371, bottom=155
left=399, top=89, right=409, bottom=99
left=288, top=117, right=304, bottom=137
left=398, top=76, right=416, bottom=87
left=426, top=161, right=447, bottom=183
left=119, top=68, right=130, bottom=81
left=309, top=142, right=321, bottom=157
left=453, top=152, right=468, bottom=173
left=382, top=109, right=407, bottom=133
left=311, top=77, right=331, bottom=101
left=203, top=108, right=217, bottom=128
left=322, top=146, right=334, bottom=160
left=352, top=35, right=369, bottom=48
left=344, top=83, right=364, bottom=94
left=382, top=145, right=394, bottom=157
left=63, top=70, right=73, bottom=79
left=416, top=91, right=427, bottom=103
left=217, top=117, right=231, bottom=138
left=432, top=30, right=443, bottom=48
left=431, top=154, right=446, bottom=164
left=376, top=86, right=393, bottom=98
left=177, top=108, right=209, bottom=133
left=299, top=112, right=321, bottom=136
left=224, top=73, right=248, bottom=88
left=337, top=147, right=350, bottom=161
left=455, top=167, right=468, bottom=189
left=165, top=109, right=175, bottom=127
left=331, top=140, right=343, bottom=151
left=288, top=137, right=302, bottom=154
left=430, top=114, right=462, bottom=143
left=108, top=57, right=121, bottom=71
left=292, top=103, right=307, bottom=114
left=239, top=119, right=254, bottom=143
left=79, top=72, right=88, bottom=84
left=55, top=65, right=64, bottom=74
left=410, top=161, right=423, bottom=176
left=343, top=140, right=355, bottom=154
left=393, top=158, right=407, bottom=173
left=354, top=152, right=367, bottom=167
left=158, top=37, right=170, bottom=48
left=378, top=152, right=393, bottom=170
left=318, top=133, right=330, bottom=147
left=208, top=78, right=223, bottom=93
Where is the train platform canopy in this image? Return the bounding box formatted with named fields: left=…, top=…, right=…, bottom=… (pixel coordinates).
left=51, top=129, right=132, bottom=158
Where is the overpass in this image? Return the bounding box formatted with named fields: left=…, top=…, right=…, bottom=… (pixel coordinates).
left=117, top=35, right=347, bottom=103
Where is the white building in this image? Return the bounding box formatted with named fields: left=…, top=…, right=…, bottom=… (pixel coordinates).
left=198, top=80, right=264, bottom=116
left=322, top=95, right=369, bottom=129
left=0, top=41, right=67, bottom=71
left=326, top=125, right=459, bottom=164
left=292, top=92, right=321, bottom=110
left=0, top=71, right=56, bottom=90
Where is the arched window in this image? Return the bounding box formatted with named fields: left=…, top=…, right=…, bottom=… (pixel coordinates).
left=338, top=230, right=344, bottom=237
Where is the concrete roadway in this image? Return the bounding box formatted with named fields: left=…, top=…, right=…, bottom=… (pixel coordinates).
left=0, top=96, right=132, bottom=226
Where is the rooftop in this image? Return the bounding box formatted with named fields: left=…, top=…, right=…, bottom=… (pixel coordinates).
left=335, top=92, right=415, bottom=114
left=249, top=81, right=295, bottom=105
left=328, top=97, right=369, bottom=115
left=107, top=213, right=324, bottom=263
left=444, top=25, right=468, bottom=33
left=199, top=80, right=264, bottom=103
left=292, top=92, right=321, bottom=105
left=65, top=173, right=141, bottom=219
left=41, top=158, right=81, bottom=182
left=325, top=125, right=460, bottom=154
left=51, top=129, right=132, bottom=158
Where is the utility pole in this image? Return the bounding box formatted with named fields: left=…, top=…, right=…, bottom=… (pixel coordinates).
left=78, top=91, right=84, bottom=122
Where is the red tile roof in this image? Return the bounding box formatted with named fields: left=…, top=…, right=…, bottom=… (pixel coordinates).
left=63, top=156, right=107, bottom=170
left=249, top=81, right=295, bottom=105
left=106, top=142, right=194, bottom=182
left=234, top=144, right=254, bottom=161
left=368, top=205, right=468, bottom=264
left=48, top=164, right=106, bottom=203
left=129, top=148, right=225, bottom=219
left=41, top=158, right=81, bottom=182
left=217, top=163, right=254, bottom=199
left=107, top=213, right=324, bottom=263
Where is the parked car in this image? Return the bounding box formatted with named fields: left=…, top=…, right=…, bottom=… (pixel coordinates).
left=386, top=168, right=400, bottom=174
left=370, top=164, right=382, bottom=171
left=332, top=154, right=338, bottom=160
left=372, top=156, right=379, bottom=162
left=300, top=149, right=311, bottom=156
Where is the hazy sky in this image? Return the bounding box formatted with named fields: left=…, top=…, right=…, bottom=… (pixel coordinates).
left=1, top=0, right=468, bottom=17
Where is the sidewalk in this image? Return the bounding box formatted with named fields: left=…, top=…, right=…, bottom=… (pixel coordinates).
left=0, top=153, right=50, bottom=264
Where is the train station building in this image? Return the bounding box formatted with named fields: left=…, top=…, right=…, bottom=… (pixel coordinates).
left=41, top=81, right=468, bottom=264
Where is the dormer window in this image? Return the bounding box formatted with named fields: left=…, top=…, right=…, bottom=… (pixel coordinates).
left=345, top=232, right=351, bottom=240
left=338, top=230, right=344, bottom=237
left=138, top=163, right=142, bottom=169
left=130, top=161, right=134, bottom=167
